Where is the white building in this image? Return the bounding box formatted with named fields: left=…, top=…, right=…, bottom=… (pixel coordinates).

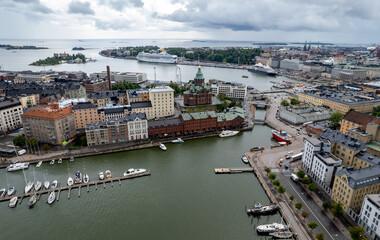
left=211, top=82, right=247, bottom=99
left=0, top=98, right=23, bottom=133
left=359, top=194, right=380, bottom=239
left=280, top=59, right=301, bottom=71
left=90, top=71, right=147, bottom=84
left=148, top=86, right=174, bottom=119
left=126, top=112, right=148, bottom=141
left=279, top=104, right=332, bottom=125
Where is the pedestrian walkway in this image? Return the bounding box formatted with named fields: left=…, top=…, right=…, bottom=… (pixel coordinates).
left=279, top=201, right=312, bottom=240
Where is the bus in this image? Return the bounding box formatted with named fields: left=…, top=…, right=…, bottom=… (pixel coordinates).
left=290, top=152, right=303, bottom=162
left=303, top=121, right=313, bottom=127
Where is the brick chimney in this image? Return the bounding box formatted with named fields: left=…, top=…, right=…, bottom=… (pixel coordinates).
left=106, top=65, right=112, bottom=90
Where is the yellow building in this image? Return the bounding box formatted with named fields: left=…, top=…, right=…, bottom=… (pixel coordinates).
left=72, top=102, right=100, bottom=130
left=18, top=94, right=39, bottom=109
left=148, top=86, right=174, bottom=119
left=340, top=110, right=375, bottom=134
left=14, top=74, right=50, bottom=83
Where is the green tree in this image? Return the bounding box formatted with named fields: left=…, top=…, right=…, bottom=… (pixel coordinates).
left=26, top=137, right=38, bottom=147
left=80, top=136, right=87, bottom=146
left=307, top=222, right=318, bottom=232
left=42, top=144, right=51, bottom=152
left=281, top=99, right=289, bottom=106
left=13, top=134, right=26, bottom=146
left=273, top=180, right=280, bottom=186
left=301, top=211, right=310, bottom=218
left=331, top=201, right=344, bottom=220
left=297, top=170, right=306, bottom=179
left=372, top=106, right=380, bottom=117
left=264, top=167, right=271, bottom=175
left=322, top=201, right=331, bottom=210
left=308, top=183, right=317, bottom=192
left=277, top=185, right=286, bottom=194
left=290, top=98, right=300, bottom=105
left=329, top=112, right=343, bottom=129
left=289, top=194, right=295, bottom=201
left=302, top=177, right=311, bottom=184
left=295, top=202, right=303, bottom=211
left=268, top=173, right=277, bottom=181
left=348, top=226, right=366, bottom=240
left=316, top=233, right=325, bottom=240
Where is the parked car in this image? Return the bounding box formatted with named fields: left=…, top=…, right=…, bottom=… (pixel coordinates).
left=284, top=164, right=289, bottom=169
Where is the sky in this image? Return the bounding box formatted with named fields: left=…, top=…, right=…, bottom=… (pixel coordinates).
left=0, top=0, right=380, bottom=43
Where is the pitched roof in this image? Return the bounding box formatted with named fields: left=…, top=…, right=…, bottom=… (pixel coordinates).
left=22, top=104, right=73, bottom=120
left=343, top=110, right=375, bottom=130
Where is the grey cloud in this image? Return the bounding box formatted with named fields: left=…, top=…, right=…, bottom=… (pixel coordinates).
left=68, top=1, right=95, bottom=15
left=98, top=0, right=144, bottom=11
left=95, top=19, right=130, bottom=30
left=10, top=0, right=53, bottom=14
left=33, top=4, right=53, bottom=14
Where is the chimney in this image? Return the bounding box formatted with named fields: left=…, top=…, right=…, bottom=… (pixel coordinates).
left=106, top=65, right=111, bottom=90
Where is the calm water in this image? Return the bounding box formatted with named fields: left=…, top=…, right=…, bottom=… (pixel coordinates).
left=0, top=39, right=294, bottom=90
left=0, top=123, right=281, bottom=240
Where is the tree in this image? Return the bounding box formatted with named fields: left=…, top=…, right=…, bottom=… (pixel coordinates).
left=316, top=233, right=325, bottom=240
left=264, top=167, right=271, bottom=175
left=329, top=112, right=343, bottom=129
left=290, top=98, right=300, bottom=105
left=273, top=180, right=280, bottom=186
left=13, top=134, right=26, bottom=146
left=268, top=173, right=277, bottom=181
left=308, top=183, right=316, bottom=192
left=42, top=144, right=51, bottom=152
left=80, top=136, right=87, bottom=146
left=302, top=177, right=311, bottom=184
left=348, top=226, right=366, bottom=240
left=289, top=194, right=295, bottom=201
left=277, top=185, right=286, bottom=194
left=322, top=201, right=331, bottom=210
left=281, top=99, right=289, bottom=106
left=297, top=170, right=306, bottom=179
left=307, top=222, right=318, bottom=232
left=301, top=211, right=310, bottom=218
left=373, top=106, right=380, bottom=117
left=26, top=137, right=38, bottom=147
left=332, top=201, right=344, bottom=220
left=295, top=202, right=303, bottom=211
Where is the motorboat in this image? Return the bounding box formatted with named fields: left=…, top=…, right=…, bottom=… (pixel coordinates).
left=24, top=181, right=34, bottom=193
left=6, top=162, right=29, bottom=172
left=256, top=223, right=287, bottom=233
left=34, top=181, right=42, bottom=192
left=241, top=155, right=249, bottom=164
left=50, top=159, right=55, bottom=165
left=58, top=158, right=62, bottom=164
left=246, top=202, right=278, bottom=215
left=67, top=177, right=74, bottom=186
left=250, top=146, right=265, bottom=152
left=7, top=186, right=15, bottom=196
left=0, top=188, right=6, bottom=197
left=123, top=168, right=147, bottom=177
left=171, top=138, right=184, bottom=144
left=51, top=180, right=58, bottom=189
left=99, top=171, right=105, bottom=180
left=48, top=191, right=56, bottom=204
left=70, top=157, right=74, bottom=162
left=159, top=143, right=167, bottom=151
left=9, top=196, right=18, bottom=208
left=269, top=231, right=294, bottom=239
left=242, top=75, right=248, bottom=78
left=36, top=161, right=42, bottom=168
left=105, top=170, right=112, bottom=179
left=44, top=181, right=50, bottom=190
left=219, top=130, right=239, bottom=138
left=74, top=171, right=82, bottom=184
left=83, top=173, right=89, bottom=184
left=28, top=194, right=37, bottom=208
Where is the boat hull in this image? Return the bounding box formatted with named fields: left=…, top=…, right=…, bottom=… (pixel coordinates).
left=248, top=68, right=277, bottom=76
left=272, top=131, right=291, bottom=143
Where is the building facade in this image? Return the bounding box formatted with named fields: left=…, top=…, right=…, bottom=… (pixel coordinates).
left=72, top=102, right=100, bottom=130
left=184, top=66, right=212, bottom=106
left=359, top=194, right=380, bottom=240
left=126, top=113, right=148, bottom=141
left=0, top=98, right=23, bottom=133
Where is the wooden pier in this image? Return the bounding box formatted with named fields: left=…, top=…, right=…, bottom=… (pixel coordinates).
left=214, top=168, right=253, bottom=174
left=0, top=172, right=151, bottom=204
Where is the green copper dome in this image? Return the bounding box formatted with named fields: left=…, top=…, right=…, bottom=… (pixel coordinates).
left=194, top=65, right=204, bottom=80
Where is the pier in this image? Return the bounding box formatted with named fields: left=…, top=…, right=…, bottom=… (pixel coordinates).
left=0, top=172, right=151, bottom=204
left=214, top=168, right=253, bottom=174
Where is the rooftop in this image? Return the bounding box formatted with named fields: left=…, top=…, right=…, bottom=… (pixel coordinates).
left=366, top=194, right=380, bottom=208
left=22, top=104, right=73, bottom=120
left=72, top=102, right=97, bottom=110
left=337, top=165, right=380, bottom=189
left=148, top=117, right=183, bottom=128
left=343, top=110, right=375, bottom=130
left=130, top=101, right=152, bottom=109
left=320, top=129, right=367, bottom=151
left=126, top=112, right=146, bottom=121
left=0, top=97, right=21, bottom=111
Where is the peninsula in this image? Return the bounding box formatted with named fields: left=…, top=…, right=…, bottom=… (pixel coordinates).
left=0, top=44, right=48, bottom=50
left=30, top=53, right=86, bottom=66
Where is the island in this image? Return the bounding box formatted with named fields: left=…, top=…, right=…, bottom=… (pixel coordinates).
left=30, top=53, right=86, bottom=66
left=0, top=44, right=48, bottom=50
left=72, top=47, right=86, bottom=51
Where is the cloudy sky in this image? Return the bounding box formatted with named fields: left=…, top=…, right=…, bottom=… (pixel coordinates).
left=0, top=0, right=379, bottom=43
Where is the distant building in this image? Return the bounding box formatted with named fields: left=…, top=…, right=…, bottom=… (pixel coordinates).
left=64, top=83, right=86, bottom=99
left=0, top=98, right=23, bottom=133
left=14, top=74, right=50, bottom=84
left=184, top=66, right=212, bottom=106
left=279, top=103, right=332, bottom=125
left=82, top=79, right=110, bottom=93
left=280, top=59, right=300, bottom=71
left=18, top=94, right=39, bottom=109
left=89, top=71, right=147, bottom=84
left=340, top=110, right=375, bottom=134
left=211, top=81, right=247, bottom=99
left=358, top=194, right=380, bottom=239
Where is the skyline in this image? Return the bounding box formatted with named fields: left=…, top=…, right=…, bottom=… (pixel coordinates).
left=1, top=0, right=380, bottom=43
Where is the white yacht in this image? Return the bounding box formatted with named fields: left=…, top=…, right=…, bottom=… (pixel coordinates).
left=36, top=161, right=42, bottom=168
left=9, top=196, right=18, bottom=208
left=28, top=194, right=37, bottom=208
left=44, top=181, right=50, bottom=190
left=24, top=181, right=34, bottom=193
left=171, top=138, right=184, bottom=144
left=34, top=181, right=42, bottom=192
left=123, top=168, right=147, bottom=177
left=0, top=188, right=5, bottom=197
left=241, top=155, right=249, bottom=164
left=219, top=130, right=239, bottom=138
left=48, top=191, right=55, bottom=204
left=74, top=171, right=82, bottom=184
left=58, top=159, right=62, bottom=164
left=7, top=186, right=15, bottom=196
left=70, top=157, right=74, bottom=162
left=6, top=162, right=29, bottom=172
left=159, top=143, right=167, bottom=151
left=50, top=159, right=55, bottom=165
left=256, top=223, right=287, bottom=233
left=51, top=180, right=58, bottom=189
left=67, top=177, right=74, bottom=186
left=83, top=173, right=89, bottom=184
left=105, top=170, right=112, bottom=179
left=99, top=171, right=105, bottom=180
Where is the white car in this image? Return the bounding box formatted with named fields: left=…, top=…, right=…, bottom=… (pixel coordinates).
left=288, top=151, right=293, bottom=154
left=280, top=158, right=284, bottom=163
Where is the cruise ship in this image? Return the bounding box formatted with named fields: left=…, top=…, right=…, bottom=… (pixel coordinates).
left=136, top=50, right=177, bottom=64
left=248, top=63, right=277, bottom=76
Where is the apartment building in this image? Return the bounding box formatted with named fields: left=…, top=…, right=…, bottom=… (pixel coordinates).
left=89, top=71, right=147, bottom=84
left=14, top=74, right=50, bottom=83
left=87, top=91, right=128, bottom=107
left=279, top=103, right=331, bottom=125
left=126, top=113, right=148, bottom=141
left=148, top=86, right=174, bottom=119
left=0, top=98, right=23, bottom=133
left=359, top=194, right=380, bottom=239
left=340, top=110, right=375, bottom=134
left=211, top=82, right=247, bottom=99
left=85, top=122, right=109, bottom=145
left=72, top=102, right=100, bottom=130
left=18, top=94, right=39, bottom=109
left=82, top=79, right=110, bottom=93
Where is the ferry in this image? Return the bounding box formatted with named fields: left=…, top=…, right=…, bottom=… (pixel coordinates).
left=272, top=130, right=291, bottom=144
left=246, top=202, right=278, bottom=215
left=123, top=168, right=147, bottom=177
left=219, top=130, right=239, bottom=138
left=136, top=50, right=177, bottom=64
left=248, top=63, right=277, bottom=76
left=6, top=162, right=29, bottom=172
left=256, top=223, right=287, bottom=234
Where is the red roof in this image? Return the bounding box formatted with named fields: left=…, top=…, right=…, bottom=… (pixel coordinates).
left=22, top=104, right=73, bottom=120
left=343, top=110, right=375, bottom=130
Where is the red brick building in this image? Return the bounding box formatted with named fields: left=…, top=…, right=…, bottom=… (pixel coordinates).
left=183, top=66, right=212, bottom=106
left=148, top=118, right=183, bottom=138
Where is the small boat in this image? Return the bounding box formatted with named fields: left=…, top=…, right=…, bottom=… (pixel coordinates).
left=171, top=138, right=184, bottom=144
left=58, top=159, right=62, bottom=164
left=0, top=188, right=6, bottom=197
left=34, top=181, right=42, bottom=192
left=241, top=155, right=249, bottom=164
left=70, top=157, right=74, bottom=162
left=159, top=143, right=167, bottom=151
left=83, top=173, right=89, bottom=183
left=67, top=177, right=74, bottom=186
left=7, top=186, right=15, bottom=196
left=219, top=130, right=239, bottom=138
left=51, top=180, right=58, bottom=189
left=269, top=231, right=294, bottom=239
left=272, top=130, right=291, bottom=144
left=250, top=146, right=265, bottom=152
left=74, top=171, right=82, bottom=184
left=24, top=181, right=34, bottom=193
left=246, top=202, right=278, bottom=215
left=50, top=159, right=55, bottom=165
left=256, top=223, right=287, bottom=234
left=9, top=196, right=18, bottom=208
left=242, top=75, right=248, bottom=78
left=123, top=168, right=147, bottom=177
left=48, top=191, right=56, bottom=204
left=105, top=170, right=112, bottom=179
left=44, top=181, right=50, bottom=190
left=36, top=161, right=42, bottom=168
left=28, top=194, right=37, bottom=208
left=6, top=162, right=29, bottom=172
left=99, top=171, right=105, bottom=180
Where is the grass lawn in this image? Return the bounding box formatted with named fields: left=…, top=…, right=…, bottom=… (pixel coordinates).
left=183, top=105, right=218, bottom=113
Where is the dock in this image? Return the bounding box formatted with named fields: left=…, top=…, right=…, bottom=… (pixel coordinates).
left=0, top=172, right=151, bottom=204
left=214, top=168, right=253, bottom=174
